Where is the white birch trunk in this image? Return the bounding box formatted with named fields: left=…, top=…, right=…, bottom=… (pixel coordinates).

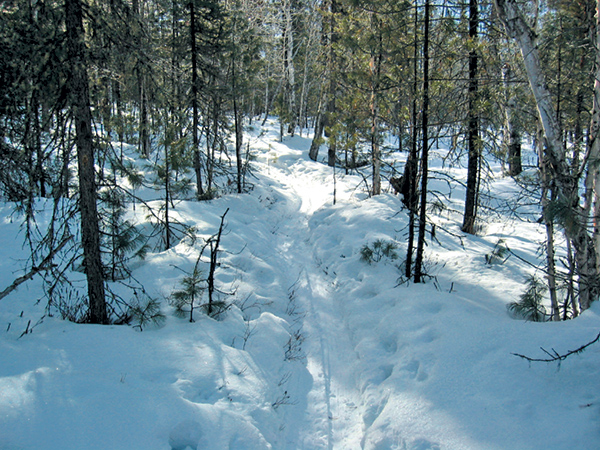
left=591, top=0, right=600, bottom=278
left=284, top=0, right=296, bottom=135
left=494, top=0, right=599, bottom=311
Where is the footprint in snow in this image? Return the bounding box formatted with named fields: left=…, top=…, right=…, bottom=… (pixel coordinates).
left=416, top=327, right=439, bottom=344
left=400, top=358, right=428, bottom=382
left=168, top=420, right=202, bottom=450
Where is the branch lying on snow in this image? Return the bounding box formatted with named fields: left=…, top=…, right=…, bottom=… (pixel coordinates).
left=0, top=236, right=73, bottom=301
left=512, top=332, right=600, bottom=364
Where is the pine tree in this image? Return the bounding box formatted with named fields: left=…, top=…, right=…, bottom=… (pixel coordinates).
left=461, top=0, right=480, bottom=234
left=170, top=254, right=205, bottom=322
left=65, top=0, right=107, bottom=323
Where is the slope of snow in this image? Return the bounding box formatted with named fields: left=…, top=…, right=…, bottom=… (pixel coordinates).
left=1, top=120, right=600, bottom=449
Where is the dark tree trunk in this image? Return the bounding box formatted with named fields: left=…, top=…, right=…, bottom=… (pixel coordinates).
left=326, top=0, right=338, bottom=167
left=414, top=0, right=431, bottom=284
left=370, top=12, right=382, bottom=196
left=232, top=59, right=243, bottom=194
left=283, top=0, right=296, bottom=137
left=404, top=3, right=420, bottom=279
left=164, top=133, right=172, bottom=250
left=190, top=1, right=204, bottom=198
left=462, top=0, right=479, bottom=234
left=139, top=76, right=150, bottom=158
left=65, top=0, right=108, bottom=324
left=309, top=111, right=324, bottom=161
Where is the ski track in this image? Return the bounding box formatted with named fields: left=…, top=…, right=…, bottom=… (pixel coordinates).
left=257, top=138, right=364, bottom=449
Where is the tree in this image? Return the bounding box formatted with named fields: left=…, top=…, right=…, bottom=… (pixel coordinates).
left=493, top=0, right=600, bottom=312
left=461, top=0, right=480, bottom=234
left=189, top=0, right=204, bottom=197
left=403, top=0, right=421, bottom=279
left=188, top=0, right=228, bottom=198
left=65, top=0, right=107, bottom=323
left=501, top=62, right=523, bottom=176
left=414, top=0, right=431, bottom=284
left=309, top=0, right=340, bottom=164
left=282, top=0, right=297, bottom=136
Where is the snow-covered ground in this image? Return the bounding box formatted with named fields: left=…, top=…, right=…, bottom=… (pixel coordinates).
left=1, top=121, right=600, bottom=449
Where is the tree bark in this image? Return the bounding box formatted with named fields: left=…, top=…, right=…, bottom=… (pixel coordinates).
left=283, top=0, right=296, bottom=136
left=309, top=110, right=324, bottom=161
left=370, top=11, right=382, bottom=196
left=502, top=63, right=522, bottom=176
left=190, top=1, right=204, bottom=198
left=494, top=0, right=600, bottom=311
left=404, top=3, right=420, bottom=279
left=65, top=0, right=108, bottom=324
left=139, top=75, right=150, bottom=158
left=537, top=125, right=560, bottom=320
left=326, top=0, right=338, bottom=167
left=232, top=52, right=244, bottom=194
left=462, top=0, right=479, bottom=234
left=590, top=0, right=600, bottom=290
left=414, top=0, right=431, bottom=284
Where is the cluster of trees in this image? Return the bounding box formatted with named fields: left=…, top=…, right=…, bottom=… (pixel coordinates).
left=1, top=0, right=599, bottom=323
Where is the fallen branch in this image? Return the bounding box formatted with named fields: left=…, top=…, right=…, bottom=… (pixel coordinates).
left=0, top=236, right=73, bottom=301
left=512, top=331, right=600, bottom=364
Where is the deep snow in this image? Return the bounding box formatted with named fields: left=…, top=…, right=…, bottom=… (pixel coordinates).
left=1, top=121, right=600, bottom=450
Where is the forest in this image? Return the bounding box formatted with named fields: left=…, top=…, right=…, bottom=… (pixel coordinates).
left=2, top=0, right=599, bottom=322
left=2, top=0, right=600, bottom=449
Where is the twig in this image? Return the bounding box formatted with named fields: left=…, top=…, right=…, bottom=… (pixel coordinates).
left=512, top=332, right=600, bottom=363
left=0, top=236, right=73, bottom=301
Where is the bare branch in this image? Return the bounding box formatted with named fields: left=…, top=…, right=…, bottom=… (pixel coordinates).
left=0, top=236, right=73, bottom=301
left=512, top=332, right=600, bottom=363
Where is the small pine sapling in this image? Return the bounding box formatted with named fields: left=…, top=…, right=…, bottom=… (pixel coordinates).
left=360, top=239, right=399, bottom=264
left=99, top=187, right=147, bottom=281
left=169, top=209, right=232, bottom=321
left=128, top=291, right=165, bottom=330
left=485, top=239, right=509, bottom=265
left=169, top=254, right=205, bottom=322
left=507, top=275, right=548, bottom=322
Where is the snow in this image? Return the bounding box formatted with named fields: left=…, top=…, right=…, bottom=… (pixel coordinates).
left=1, top=120, right=600, bottom=449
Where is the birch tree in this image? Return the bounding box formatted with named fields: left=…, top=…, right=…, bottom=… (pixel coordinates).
left=493, top=0, right=600, bottom=312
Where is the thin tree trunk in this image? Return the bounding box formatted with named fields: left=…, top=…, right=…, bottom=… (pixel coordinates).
left=232, top=52, right=244, bottom=194
left=283, top=0, right=296, bottom=136
left=404, top=2, right=420, bottom=280
left=537, top=125, right=559, bottom=320
left=370, top=11, right=382, bottom=196
left=262, top=60, right=271, bottom=125
left=164, top=134, right=172, bottom=250
left=502, top=63, right=522, bottom=176
left=565, top=236, right=579, bottom=318
left=326, top=0, right=338, bottom=167
left=298, top=28, right=314, bottom=137
left=309, top=109, right=324, bottom=161
left=462, top=0, right=479, bottom=234
left=139, top=76, right=149, bottom=158
left=31, top=89, right=46, bottom=198
left=190, top=1, right=204, bottom=198
left=65, top=0, right=107, bottom=324
left=590, top=0, right=600, bottom=286
left=308, top=6, right=329, bottom=161
left=414, top=0, right=431, bottom=284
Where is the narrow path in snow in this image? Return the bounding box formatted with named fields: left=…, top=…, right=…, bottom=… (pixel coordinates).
left=255, top=137, right=365, bottom=449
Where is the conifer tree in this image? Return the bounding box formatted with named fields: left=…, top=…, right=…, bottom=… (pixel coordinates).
left=65, top=0, right=107, bottom=323
left=414, top=0, right=431, bottom=284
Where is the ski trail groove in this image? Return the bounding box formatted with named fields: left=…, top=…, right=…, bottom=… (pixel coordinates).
left=256, top=144, right=364, bottom=449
